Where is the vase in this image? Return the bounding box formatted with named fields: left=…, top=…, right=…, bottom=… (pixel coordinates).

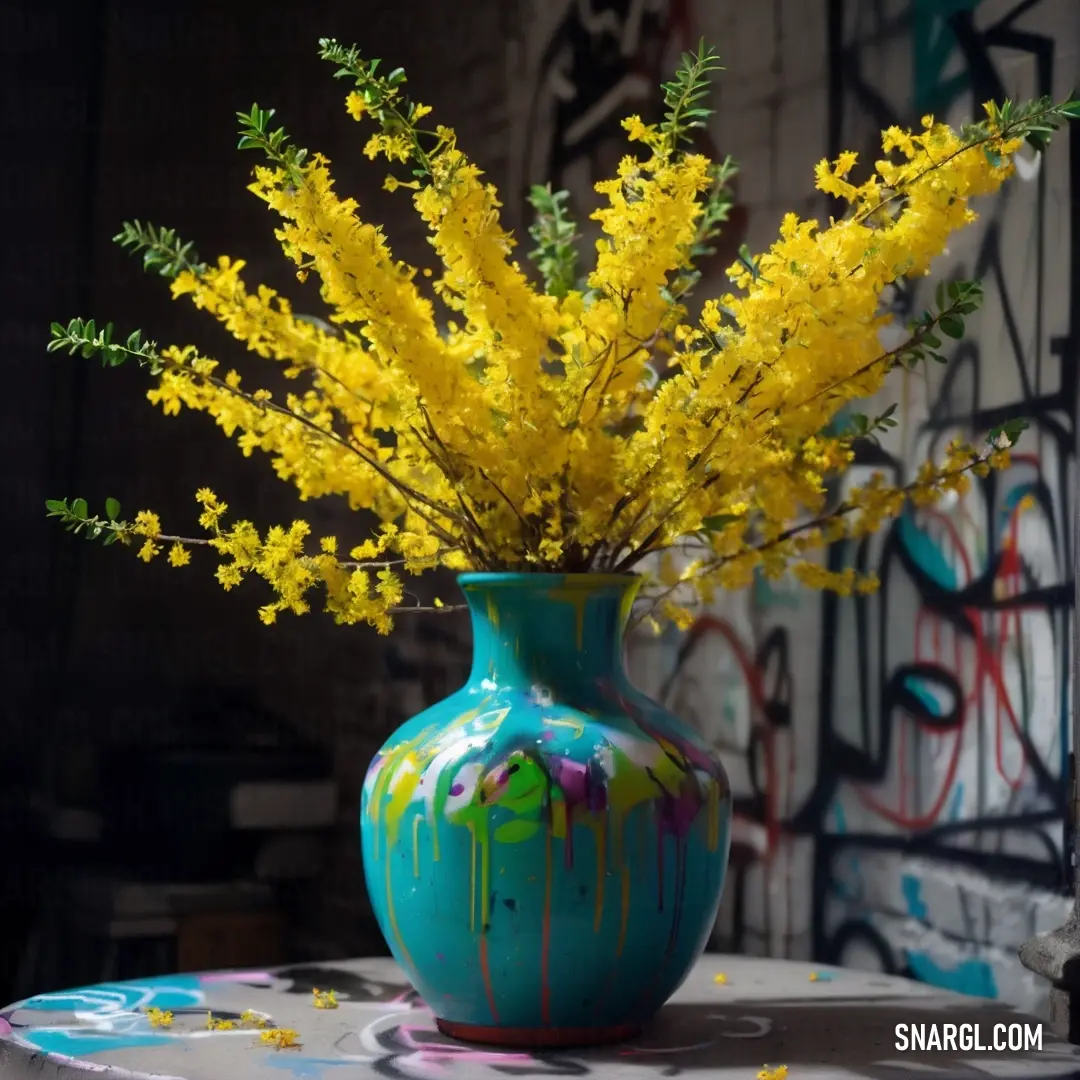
left=360, top=572, right=732, bottom=1047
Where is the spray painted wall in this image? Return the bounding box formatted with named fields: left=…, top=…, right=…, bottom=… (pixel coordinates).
left=511, top=0, right=1078, bottom=1012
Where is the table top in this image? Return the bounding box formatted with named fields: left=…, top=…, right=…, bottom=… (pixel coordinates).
left=1, top=954, right=1078, bottom=1079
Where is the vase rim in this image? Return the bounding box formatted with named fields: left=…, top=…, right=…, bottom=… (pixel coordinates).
left=457, top=571, right=637, bottom=588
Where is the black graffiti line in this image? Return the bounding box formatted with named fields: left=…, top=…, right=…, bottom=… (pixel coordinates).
left=991, top=0, right=1047, bottom=32
left=523, top=0, right=670, bottom=189
left=817, top=830, right=1065, bottom=889
left=885, top=514, right=1065, bottom=809
left=812, top=0, right=1075, bottom=967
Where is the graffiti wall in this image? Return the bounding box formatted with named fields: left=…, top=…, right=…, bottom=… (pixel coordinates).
left=506, top=0, right=744, bottom=258
left=620, top=0, right=1078, bottom=1013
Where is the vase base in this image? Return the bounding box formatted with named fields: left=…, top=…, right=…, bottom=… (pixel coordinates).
left=435, top=1018, right=642, bottom=1049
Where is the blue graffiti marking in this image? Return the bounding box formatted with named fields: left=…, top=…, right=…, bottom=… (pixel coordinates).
left=826, top=802, right=864, bottom=900
left=898, top=512, right=957, bottom=590
left=12, top=975, right=204, bottom=1056
left=903, top=674, right=949, bottom=718
left=18, top=1029, right=173, bottom=1057
left=911, top=0, right=984, bottom=114
left=906, top=950, right=999, bottom=999
left=901, top=874, right=929, bottom=921
left=17, top=974, right=203, bottom=1014
left=1000, top=482, right=1037, bottom=526
left=948, top=781, right=965, bottom=822
left=753, top=567, right=800, bottom=609
left=262, top=1057, right=359, bottom=1077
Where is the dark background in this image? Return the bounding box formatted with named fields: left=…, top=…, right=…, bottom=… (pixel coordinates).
left=1, top=0, right=528, bottom=1004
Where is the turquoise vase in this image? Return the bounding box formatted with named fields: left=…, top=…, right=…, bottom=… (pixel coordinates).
left=360, top=572, right=731, bottom=1047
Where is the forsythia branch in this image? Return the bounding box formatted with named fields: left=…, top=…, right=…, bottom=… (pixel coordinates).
left=42, top=37, right=1078, bottom=631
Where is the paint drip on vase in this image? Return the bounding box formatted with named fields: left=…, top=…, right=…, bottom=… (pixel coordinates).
left=361, top=572, right=732, bottom=1047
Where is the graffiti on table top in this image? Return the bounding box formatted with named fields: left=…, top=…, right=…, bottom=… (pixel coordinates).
left=0, top=974, right=269, bottom=1057
left=266, top=999, right=776, bottom=1079
left=271, top=965, right=414, bottom=1003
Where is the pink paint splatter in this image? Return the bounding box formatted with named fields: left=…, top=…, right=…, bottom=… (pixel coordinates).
left=0, top=1017, right=12, bottom=1036
left=395, top=1024, right=537, bottom=1068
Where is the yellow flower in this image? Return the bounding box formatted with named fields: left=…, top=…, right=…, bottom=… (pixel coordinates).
left=145, top=1007, right=173, bottom=1028
left=758, top=1068, right=788, bottom=1080
left=621, top=114, right=654, bottom=143
left=345, top=91, right=367, bottom=121
left=363, top=133, right=412, bottom=162
left=72, top=49, right=1048, bottom=633
left=138, top=540, right=160, bottom=563
left=714, top=972, right=728, bottom=985
left=261, top=1028, right=302, bottom=1050
left=312, top=988, right=338, bottom=1009
left=132, top=510, right=161, bottom=537
left=167, top=542, right=191, bottom=568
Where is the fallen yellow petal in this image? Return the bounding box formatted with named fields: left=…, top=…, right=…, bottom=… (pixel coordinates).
left=145, top=1006, right=173, bottom=1028
left=261, top=1028, right=302, bottom=1050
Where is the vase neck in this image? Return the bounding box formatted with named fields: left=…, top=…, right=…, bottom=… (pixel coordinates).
left=459, top=573, right=640, bottom=692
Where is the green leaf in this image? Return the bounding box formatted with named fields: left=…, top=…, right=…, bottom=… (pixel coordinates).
left=45, top=499, right=67, bottom=514
left=71, top=498, right=88, bottom=519
left=702, top=514, right=740, bottom=532
left=660, top=38, right=723, bottom=150
left=105, top=497, right=121, bottom=520
left=988, top=417, right=1029, bottom=446
left=938, top=314, right=965, bottom=339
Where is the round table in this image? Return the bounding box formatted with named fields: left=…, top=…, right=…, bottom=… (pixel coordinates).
left=1, top=955, right=1077, bottom=1079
